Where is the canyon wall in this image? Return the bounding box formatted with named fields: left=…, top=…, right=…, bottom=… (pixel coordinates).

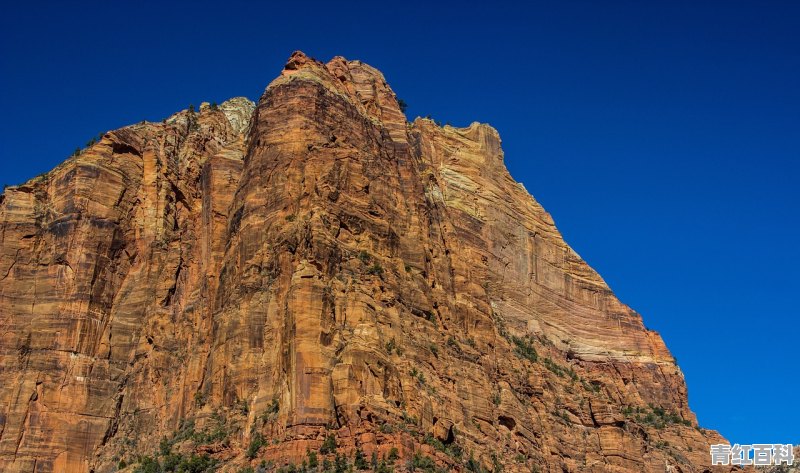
left=0, top=52, right=731, bottom=472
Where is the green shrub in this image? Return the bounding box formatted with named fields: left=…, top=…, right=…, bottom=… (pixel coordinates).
left=134, top=455, right=161, bottom=473
left=319, top=434, right=337, bottom=454
left=416, top=371, right=425, bottom=385
left=491, top=393, right=501, bottom=406
left=366, top=263, right=384, bottom=276
left=409, top=453, right=439, bottom=472
left=134, top=453, right=217, bottom=473
left=566, top=367, right=578, bottom=381
left=622, top=404, right=689, bottom=429
left=281, top=463, right=298, bottom=473
left=159, top=436, right=172, bottom=456
left=446, top=336, right=459, bottom=349
left=354, top=448, right=368, bottom=470
left=162, top=453, right=182, bottom=471
left=581, top=378, right=601, bottom=393
left=334, top=453, right=348, bottom=473
left=491, top=452, right=503, bottom=473
left=466, top=452, right=487, bottom=473
left=307, top=449, right=318, bottom=468
left=553, top=409, right=571, bottom=424
left=192, top=421, right=227, bottom=444
left=388, top=447, right=400, bottom=461
left=401, top=411, right=418, bottom=425
left=424, top=433, right=445, bottom=452
left=379, top=422, right=395, bottom=434
left=543, top=358, right=566, bottom=377
left=193, top=392, right=206, bottom=407
left=422, top=432, right=463, bottom=460
left=187, top=105, right=198, bottom=131
left=260, top=398, right=280, bottom=423
left=171, top=455, right=214, bottom=472
left=511, top=336, right=538, bottom=362
left=246, top=433, right=265, bottom=459
left=375, top=460, right=393, bottom=473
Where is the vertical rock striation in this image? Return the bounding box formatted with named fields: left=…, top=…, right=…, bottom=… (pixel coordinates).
left=0, top=52, right=731, bottom=472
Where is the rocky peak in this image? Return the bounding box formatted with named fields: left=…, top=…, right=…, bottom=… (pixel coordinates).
left=219, top=96, right=255, bottom=135
left=267, top=51, right=407, bottom=142
left=283, top=50, right=316, bottom=71
left=0, top=52, right=729, bottom=473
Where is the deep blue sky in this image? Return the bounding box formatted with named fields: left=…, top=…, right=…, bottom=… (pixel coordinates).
left=2, top=1, right=797, bottom=445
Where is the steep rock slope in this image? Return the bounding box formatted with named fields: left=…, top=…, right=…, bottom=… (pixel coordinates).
left=0, top=52, right=730, bottom=472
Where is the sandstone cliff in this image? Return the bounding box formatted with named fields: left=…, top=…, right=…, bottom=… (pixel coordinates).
left=0, top=52, right=732, bottom=472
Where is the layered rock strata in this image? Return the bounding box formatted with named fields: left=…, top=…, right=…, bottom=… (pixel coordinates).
left=0, top=52, right=731, bottom=472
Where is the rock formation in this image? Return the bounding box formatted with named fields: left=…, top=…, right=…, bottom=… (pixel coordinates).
left=0, top=51, right=734, bottom=472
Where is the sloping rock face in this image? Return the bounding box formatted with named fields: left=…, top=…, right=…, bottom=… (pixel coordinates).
left=0, top=52, right=731, bottom=472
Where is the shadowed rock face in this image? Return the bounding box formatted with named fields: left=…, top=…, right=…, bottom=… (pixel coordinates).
left=0, top=51, right=731, bottom=472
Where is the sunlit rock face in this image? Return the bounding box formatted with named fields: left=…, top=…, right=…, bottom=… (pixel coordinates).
left=0, top=51, right=730, bottom=473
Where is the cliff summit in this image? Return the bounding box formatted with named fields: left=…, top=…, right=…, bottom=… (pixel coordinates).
left=0, top=52, right=729, bottom=473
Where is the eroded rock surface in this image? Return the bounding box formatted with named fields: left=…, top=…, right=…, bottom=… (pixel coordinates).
left=1, top=51, right=733, bottom=472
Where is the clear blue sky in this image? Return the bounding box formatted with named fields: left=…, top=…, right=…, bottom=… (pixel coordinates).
left=2, top=1, right=797, bottom=445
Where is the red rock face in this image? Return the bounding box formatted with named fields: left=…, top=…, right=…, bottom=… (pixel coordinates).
left=0, top=52, right=734, bottom=472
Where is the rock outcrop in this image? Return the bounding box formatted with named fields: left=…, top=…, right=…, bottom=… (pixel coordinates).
left=0, top=51, right=732, bottom=472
